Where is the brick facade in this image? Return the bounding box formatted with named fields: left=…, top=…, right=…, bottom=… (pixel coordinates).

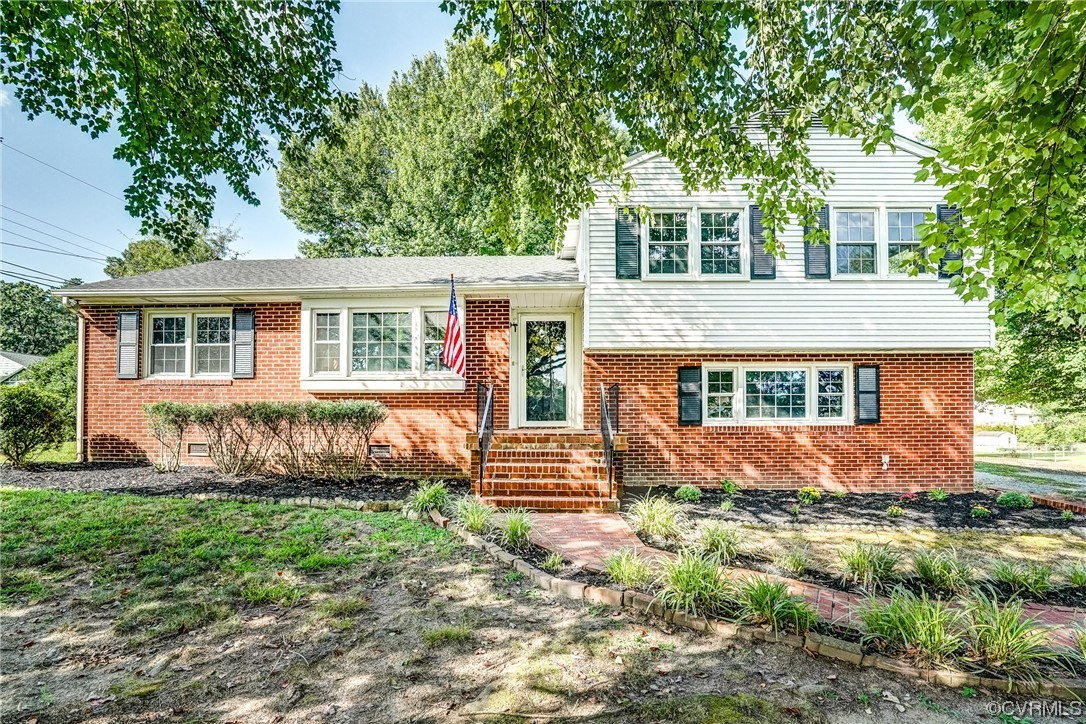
left=80, top=299, right=511, bottom=478
left=583, top=352, right=974, bottom=493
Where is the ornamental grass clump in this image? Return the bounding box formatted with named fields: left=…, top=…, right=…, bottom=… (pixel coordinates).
left=541, top=553, right=565, bottom=574
left=603, top=548, right=653, bottom=590
left=407, top=480, right=450, bottom=513
left=963, top=590, right=1056, bottom=680
left=992, top=559, right=1053, bottom=598
left=498, top=509, right=533, bottom=551
left=996, top=491, right=1034, bottom=510
left=627, top=495, right=687, bottom=541
left=654, top=549, right=733, bottom=618
left=774, top=546, right=809, bottom=578
left=452, top=497, right=494, bottom=535
left=674, top=484, right=702, bottom=502
left=840, top=542, right=902, bottom=592
left=698, top=522, right=741, bottom=564
left=858, top=587, right=965, bottom=669
left=1065, top=561, right=1086, bottom=588
left=735, top=576, right=818, bottom=634
left=912, top=548, right=974, bottom=595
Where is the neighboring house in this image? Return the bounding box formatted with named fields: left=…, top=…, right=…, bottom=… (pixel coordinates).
left=0, top=350, right=45, bottom=385
left=56, top=128, right=992, bottom=510
left=975, top=402, right=1041, bottom=428
left=974, top=431, right=1018, bottom=453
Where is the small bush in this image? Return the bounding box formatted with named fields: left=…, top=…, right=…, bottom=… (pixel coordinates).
left=992, top=560, right=1053, bottom=597
left=830, top=491, right=846, bottom=500
left=143, top=402, right=192, bottom=472
left=452, top=497, right=494, bottom=535
left=719, top=479, right=743, bottom=496
left=787, top=504, right=801, bottom=521
left=898, top=492, right=919, bottom=505
left=963, top=590, right=1055, bottom=679
left=627, top=495, right=687, bottom=541
left=1065, top=562, right=1086, bottom=588
left=719, top=499, right=734, bottom=512
left=840, top=542, right=902, bottom=592
left=603, top=548, right=652, bottom=589
left=1062, top=509, right=1075, bottom=522
left=912, top=549, right=974, bottom=594
left=541, top=553, right=565, bottom=573
left=735, top=576, right=818, bottom=634
left=0, top=385, right=65, bottom=467
left=859, top=587, right=964, bottom=668
left=498, top=509, right=532, bottom=551
left=698, top=522, right=741, bottom=563
left=971, top=505, right=991, bottom=519
left=655, top=549, right=733, bottom=618
left=407, top=480, right=449, bottom=513
left=774, top=546, right=809, bottom=577
left=796, top=486, right=821, bottom=504
left=674, top=485, right=702, bottom=502
left=885, top=505, right=905, bottom=518
left=996, top=491, right=1034, bottom=510
left=928, top=488, right=949, bottom=502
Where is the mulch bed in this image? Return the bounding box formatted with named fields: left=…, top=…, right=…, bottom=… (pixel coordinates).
left=0, top=462, right=469, bottom=503
left=626, top=487, right=1079, bottom=531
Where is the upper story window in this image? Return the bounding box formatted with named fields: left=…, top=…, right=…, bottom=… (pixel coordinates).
left=647, top=212, right=689, bottom=275
left=147, top=311, right=232, bottom=377
left=887, top=210, right=928, bottom=274
left=834, top=211, right=877, bottom=275
left=640, top=208, right=746, bottom=279
left=700, top=212, right=741, bottom=275
left=703, top=364, right=849, bottom=425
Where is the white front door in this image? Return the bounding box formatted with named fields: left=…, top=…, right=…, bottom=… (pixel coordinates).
left=518, top=314, right=572, bottom=427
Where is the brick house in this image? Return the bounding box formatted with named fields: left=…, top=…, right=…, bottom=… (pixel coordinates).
left=57, top=129, right=992, bottom=511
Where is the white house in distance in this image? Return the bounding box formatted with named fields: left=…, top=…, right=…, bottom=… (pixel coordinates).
left=975, top=402, right=1041, bottom=429
left=0, top=350, right=44, bottom=385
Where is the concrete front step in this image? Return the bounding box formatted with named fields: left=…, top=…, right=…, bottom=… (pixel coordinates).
left=481, top=495, right=620, bottom=512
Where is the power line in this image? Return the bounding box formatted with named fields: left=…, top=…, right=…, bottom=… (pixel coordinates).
left=1, top=234, right=108, bottom=262
left=0, top=204, right=124, bottom=253
left=0, top=260, right=69, bottom=283
left=0, top=270, right=57, bottom=288
left=1, top=138, right=126, bottom=201
left=2, top=226, right=105, bottom=258
left=0, top=268, right=61, bottom=286
left=1, top=216, right=118, bottom=257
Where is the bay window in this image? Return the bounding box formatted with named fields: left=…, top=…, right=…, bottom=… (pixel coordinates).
left=702, top=364, right=849, bottom=424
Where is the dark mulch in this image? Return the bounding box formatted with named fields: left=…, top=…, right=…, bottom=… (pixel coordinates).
left=0, top=462, right=469, bottom=503
left=623, top=486, right=1077, bottom=531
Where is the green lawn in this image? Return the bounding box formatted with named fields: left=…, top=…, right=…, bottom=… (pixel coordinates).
left=0, top=440, right=78, bottom=465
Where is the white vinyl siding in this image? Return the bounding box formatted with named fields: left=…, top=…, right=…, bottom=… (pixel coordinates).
left=583, top=129, right=992, bottom=351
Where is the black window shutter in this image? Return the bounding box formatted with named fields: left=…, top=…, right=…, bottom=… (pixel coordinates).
left=232, top=309, right=255, bottom=379
left=936, top=204, right=963, bottom=279
left=749, top=205, right=776, bottom=279
left=855, top=364, right=880, bottom=424
left=804, top=205, right=831, bottom=279
left=677, top=366, right=703, bottom=426
left=116, top=310, right=140, bottom=379
left=615, top=207, right=641, bottom=279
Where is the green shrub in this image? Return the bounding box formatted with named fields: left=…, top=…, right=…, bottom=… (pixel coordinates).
left=674, top=485, right=702, bottom=502
left=452, top=497, right=494, bottom=535
left=971, top=505, right=991, bottom=519
left=787, top=504, right=801, bottom=521
left=912, top=549, right=974, bottom=594
left=840, top=542, right=902, bottom=592
left=1062, top=509, right=1075, bottom=522
left=859, top=587, right=964, bottom=668
left=408, top=480, right=450, bottom=513
left=796, top=486, right=822, bottom=504
left=928, top=488, right=949, bottom=502
left=719, top=479, right=743, bottom=496
left=963, top=590, right=1056, bottom=679
left=885, top=505, right=905, bottom=518
left=143, top=401, right=193, bottom=472
left=498, top=509, right=532, bottom=551
left=0, top=385, right=65, bottom=467
left=1065, top=561, right=1086, bottom=588
left=21, top=342, right=76, bottom=439
left=654, top=549, right=732, bottom=618
left=774, top=546, right=809, bottom=578
left=996, top=491, right=1033, bottom=510
left=698, top=522, right=740, bottom=563
left=992, top=560, right=1053, bottom=597
left=627, top=495, right=687, bottom=541
left=830, top=490, right=846, bottom=500
left=735, top=576, right=818, bottom=634
left=541, top=553, right=565, bottom=574
left=719, top=499, right=734, bottom=512
left=304, top=400, right=388, bottom=480
left=246, top=401, right=308, bottom=477
left=603, top=548, right=652, bottom=589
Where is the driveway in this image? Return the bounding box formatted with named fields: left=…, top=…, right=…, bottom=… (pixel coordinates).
left=975, top=460, right=1086, bottom=501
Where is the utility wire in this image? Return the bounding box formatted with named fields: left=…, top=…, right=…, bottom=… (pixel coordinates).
left=0, top=139, right=126, bottom=201
left=0, top=268, right=61, bottom=286
left=1, top=226, right=104, bottom=258
left=0, top=270, right=57, bottom=287
left=0, top=204, right=124, bottom=253
left=1, top=216, right=118, bottom=257
left=0, top=259, right=69, bottom=283
left=1, top=234, right=108, bottom=262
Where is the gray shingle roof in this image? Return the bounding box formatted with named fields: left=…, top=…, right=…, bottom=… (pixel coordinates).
left=59, top=256, right=580, bottom=297
left=0, top=351, right=46, bottom=368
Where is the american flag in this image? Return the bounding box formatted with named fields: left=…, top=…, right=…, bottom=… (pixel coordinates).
left=441, top=276, right=465, bottom=377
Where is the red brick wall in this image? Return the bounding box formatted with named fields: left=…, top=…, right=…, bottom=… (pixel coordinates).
left=583, top=352, right=974, bottom=492
left=81, top=300, right=511, bottom=478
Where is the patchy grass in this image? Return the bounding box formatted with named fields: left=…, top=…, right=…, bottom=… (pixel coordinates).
left=421, top=623, right=473, bottom=648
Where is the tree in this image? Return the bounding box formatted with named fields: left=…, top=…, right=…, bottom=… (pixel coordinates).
left=22, top=342, right=78, bottom=440
left=442, top=1, right=1086, bottom=325
left=105, top=225, right=240, bottom=278
left=0, top=281, right=79, bottom=356
left=279, top=39, right=555, bottom=257
left=1, top=0, right=342, bottom=241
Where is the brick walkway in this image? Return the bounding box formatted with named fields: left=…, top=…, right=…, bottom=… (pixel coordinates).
left=529, top=513, right=1082, bottom=645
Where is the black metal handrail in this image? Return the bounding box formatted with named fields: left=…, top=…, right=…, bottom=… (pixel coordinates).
left=477, top=381, right=495, bottom=494
left=600, top=382, right=619, bottom=498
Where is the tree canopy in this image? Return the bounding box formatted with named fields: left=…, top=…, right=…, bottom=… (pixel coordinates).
left=104, top=225, right=240, bottom=278
left=1, top=0, right=342, bottom=241
left=279, top=39, right=555, bottom=258
left=442, top=1, right=1086, bottom=326
left=0, top=280, right=79, bottom=356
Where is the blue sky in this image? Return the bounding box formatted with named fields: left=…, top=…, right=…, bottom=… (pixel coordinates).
left=0, top=2, right=457, bottom=285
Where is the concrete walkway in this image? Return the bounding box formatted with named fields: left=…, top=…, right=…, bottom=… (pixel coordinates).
left=529, top=513, right=1083, bottom=646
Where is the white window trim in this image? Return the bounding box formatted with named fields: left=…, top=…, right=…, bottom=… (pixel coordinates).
left=143, top=309, right=233, bottom=379
left=702, top=363, right=852, bottom=426
left=300, top=297, right=465, bottom=392
left=641, top=206, right=747, bottom=280
left=831, top=208, right=881, bottom=279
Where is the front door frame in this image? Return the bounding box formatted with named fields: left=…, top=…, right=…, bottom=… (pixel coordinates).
left=511, top=309, right=582, bottom=429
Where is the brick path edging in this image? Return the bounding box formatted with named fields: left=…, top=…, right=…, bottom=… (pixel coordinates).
left=989, top=486, right=1086, bottom=516
left=423, top=507, right=1086, bottom=701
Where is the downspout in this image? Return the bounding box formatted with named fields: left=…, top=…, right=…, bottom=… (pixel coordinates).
left=75, top=310, right=86, bottom=462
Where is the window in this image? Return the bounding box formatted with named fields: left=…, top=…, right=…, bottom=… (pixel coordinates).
left=424, top=311, right=449, bottom=372
left=150, top=315, right=187, bottom=374
left=745, top=369, right=807, bottom=420
left=835, top=211, right=877, bottom=275
left=700, top=212, right=741, bottom=275
left=194, top=315, right=231, bottom=375
left=351, top=311, right=412, bottom=372
left=816, top=368, right=846, bottom=420
left=313, top=312, right=341, bottom=373
left=887, top=210, right=928, bottom=274
left=706, top=369, right=736, bottom=420
left=647, top=212, right=689, bottom=275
